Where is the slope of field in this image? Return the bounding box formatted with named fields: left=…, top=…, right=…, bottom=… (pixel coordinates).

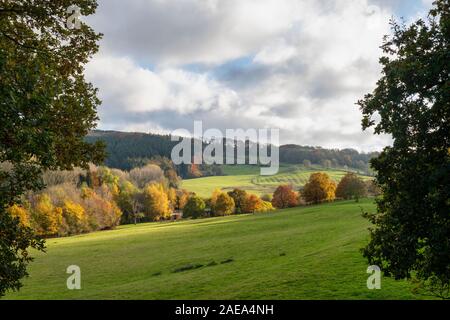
left=6, top=199, right=417, bottom=300
left=182, top=164, right=372, bottom=198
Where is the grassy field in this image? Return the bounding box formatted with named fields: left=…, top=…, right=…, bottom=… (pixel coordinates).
left=182, top=164, right=372, bottom=198
left=6, top=199, right=418, bottom=300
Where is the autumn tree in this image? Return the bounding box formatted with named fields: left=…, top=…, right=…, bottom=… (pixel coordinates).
left=62, top=200, right=89, bottom=235
left=336, top=172, right=367, bottom=202
left=6, top=204, right=30, bottom=227
left=358, top=0, right=450, bottom=298
left=257, top=201, right=275, bottom=213
left=302, top=173, right=336, bottom=204
left=31, top=194, right=62, bottom=236
left=189, top=163, right=203, bottom=178
left=271, top=185, right=299, bottom=209
left=212, top=193, right=235, bottom=216
left=0, top=0, right=104, bottom=295
left=142, top=183, right=171, bottom=221
left=129, top=164, right=165, bottom=188
left=227, top=188, right=247, bottom=214
left=183, top=195, right=205, bottom=219
left=210, top=188, right=222, bottom=209
left=149, top=156, right=180, bottom=188
left=167, top=188, right=177, bottom=211
left=176, top=189, right=190, bottom=211
left=82, top=185, right=122, bottom=230
left=365, top=180, right=381, bottom=197
left=242, top=194, right=263, bottom=213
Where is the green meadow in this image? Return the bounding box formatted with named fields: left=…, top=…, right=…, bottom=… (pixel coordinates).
left=6, top=199, right=418, bottom=300
left=182, top=164, right=372, bottom=197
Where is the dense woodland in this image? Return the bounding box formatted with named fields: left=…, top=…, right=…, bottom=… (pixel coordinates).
left=86, top=130, right=379, bottom=175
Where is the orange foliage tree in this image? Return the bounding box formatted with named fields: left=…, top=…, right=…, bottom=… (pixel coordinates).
left=176, top=189, right=190, bottom=210
left=242, top=194, right=263, bottom=213
left=271, top=185, right=299, bottom=209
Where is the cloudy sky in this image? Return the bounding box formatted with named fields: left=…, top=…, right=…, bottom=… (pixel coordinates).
left=84, top=0, right=434, bottom=151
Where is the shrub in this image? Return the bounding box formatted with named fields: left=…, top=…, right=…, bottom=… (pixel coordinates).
left=256, top=201, right=275, bottom=213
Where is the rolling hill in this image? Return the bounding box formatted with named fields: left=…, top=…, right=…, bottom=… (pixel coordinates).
left=5, top=199, right=417, bottom=300
left=182, top=164, right=373, bottom=197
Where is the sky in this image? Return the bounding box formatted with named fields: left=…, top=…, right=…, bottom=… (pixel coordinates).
left=84, top=0, right=434, bottom=152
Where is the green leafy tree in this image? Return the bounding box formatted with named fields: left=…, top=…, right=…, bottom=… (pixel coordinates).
left=335, top=172, right=367, bottom=202
left=0, top=0, right=104, bottom=296
left=358, top=0, right=449, bottom=299
left=183, top=196, right=205, bottom=219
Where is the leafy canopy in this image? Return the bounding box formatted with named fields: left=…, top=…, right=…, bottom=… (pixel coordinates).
left=358, top=0, right=449, bottom=299
left=0, top=0, right=104, bottom=296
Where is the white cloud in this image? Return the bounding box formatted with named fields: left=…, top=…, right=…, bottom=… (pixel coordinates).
left=88, top=0, right=299, bottom=66
left=84, top=0, right=430, bottom=151
left=85, top=53, right=242, bottom=117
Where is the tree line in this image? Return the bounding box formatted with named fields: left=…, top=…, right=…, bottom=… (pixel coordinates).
left=86, top=130, right=379, bottom=176
left=4, top=158, right=378, bottom=239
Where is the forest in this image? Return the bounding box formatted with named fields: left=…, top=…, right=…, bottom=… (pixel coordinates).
left=86, top=130, right=379, bottom=175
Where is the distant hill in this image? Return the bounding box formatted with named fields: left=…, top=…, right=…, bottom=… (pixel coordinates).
left=86, top=130, right=177, bottom=170
left=86, top=130, right=378, bottom=173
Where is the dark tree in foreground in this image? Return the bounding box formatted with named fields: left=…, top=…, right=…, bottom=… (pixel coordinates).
left=0, top=0, right=104, bottom=296
left=358, top=0, right=449, bottom=299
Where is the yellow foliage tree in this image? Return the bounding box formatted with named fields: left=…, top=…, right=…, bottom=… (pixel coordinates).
left=62, top=200, right=89, bottom=235
left=210, top=188, right=222, bottom=208
left=167, top=187, right=177, bottom=211
left=176, top=189, right=190, bottom=210
left=213, top=192, right=235, bottom=216
left=143, top=183, right=171, bottom=221
left=32, top=194, right=63, bottom=236
left=7, top=204, right=30, bottom=227
left=302, top=172, right=337, bottom=204
left=256, top=201, right=275, bottom=213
